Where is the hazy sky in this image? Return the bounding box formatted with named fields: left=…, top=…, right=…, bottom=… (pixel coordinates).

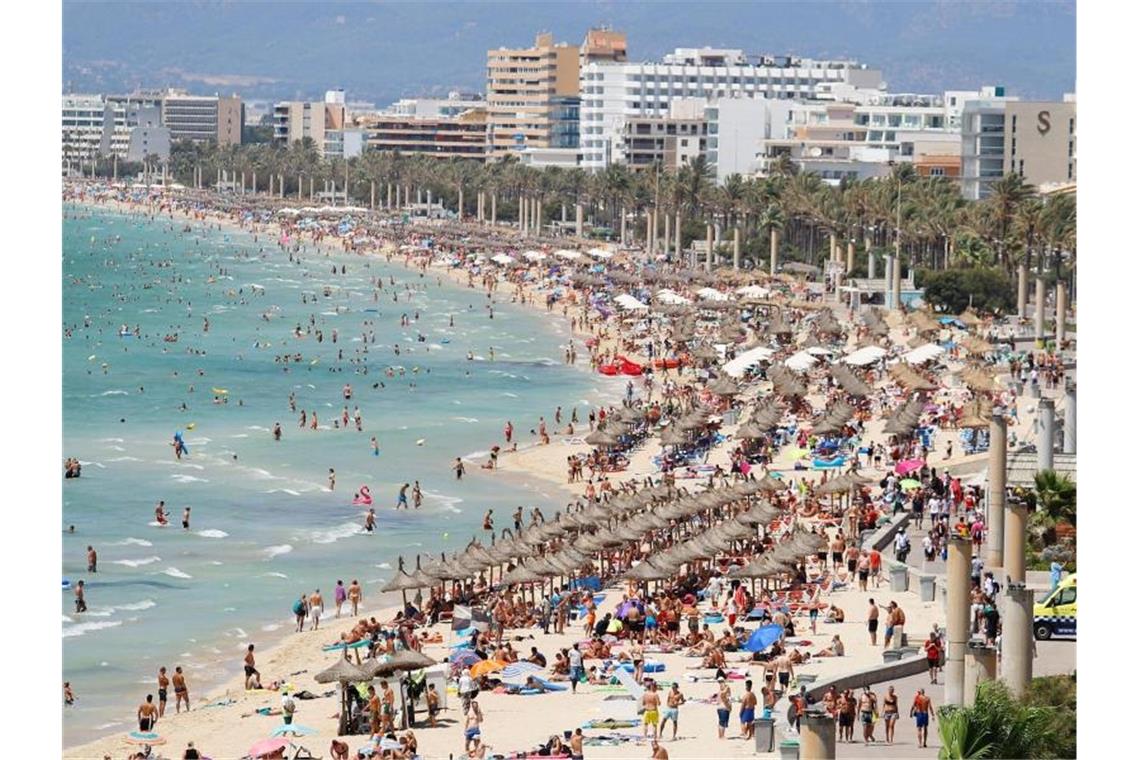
left=63, top=0, right=1076, bottom=104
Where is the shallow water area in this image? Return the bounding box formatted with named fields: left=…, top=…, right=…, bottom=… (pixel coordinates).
left=61, top=205, right=615, bottom=745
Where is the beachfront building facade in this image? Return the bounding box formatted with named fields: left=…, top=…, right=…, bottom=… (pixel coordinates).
left=105, top=89, right=243, bottom=146
left=579, top=50, right=883, bottom=171
left=354, top=108, right=489, bottom=161
left=486, top=29, right=627, bottom=158
left=388, top=91, right=485, bottom=119
left=62, top=94, right=110, bottom=166
left=755, top=93, right=959, bottom=184
left=620, top=100, right=708, bottom=172
left=486, top=32, right=581, bottom=157
left=960, top=95, right=1076, bottom=200
left=273, top=90, right=347, bottom=148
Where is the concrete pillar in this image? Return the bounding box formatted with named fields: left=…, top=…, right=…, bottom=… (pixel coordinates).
left=216, top=167, right=221, bottom=187
left=985, top=412, right=1007, bottom=570
left=1063, top=382, right=1076, bottom=454
left=267, top=174, right=272, bottom=197
left=1055, top=282, right=1067, bottom=344
left=535, top=198, right=542, bottom=235
left=1038, top=397, right=1055, bottom=472
left=387, top=183, right=394, bottom=210
left=892, top=254, right=903, bottom=311
left=1002, top=583, right=1034, bottom=700
left=575, top=203, right=584, bottom=237
left=240, top=171, right=245, bottom=194
left=733, top=226, right=741, bottom=270
left=1034, top=277, right=1046, bottom=346
left=945, top=534, right=973, bottom=707
left=846, top=240, right=855, bottom=274
left=620, top=207, right=627, bottom=247
left=867, top=250, right=875, bottom=280
left=477, top=191, right=483, bottom=221
left=561, top=203, right=567, bottom=224
left=663, top=211, right=671, bottom=259
left=1003, top=499, right=1028, bottom=585
left=674, top=210, right=681, bottom=260
left=1017, top=265, right=1029, bottom=319
left=404, top=185, right=411, bottom=209
left=491, top=193, right=497, bottom=225
left=799, top=712, right=836, bottom=760
left=963, top=643, right=997, bottom=708
left=705, top=223, right=713, bottom=272
left=884, top=255, right=894, bottom=309
left=370, top=181, right=375, bottom=210
left=829, top=233, right=838, bottom=264
left=769, top=228, right=779, bottom=276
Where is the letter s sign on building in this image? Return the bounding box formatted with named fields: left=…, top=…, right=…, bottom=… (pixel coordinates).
left=1037, top=111, right=1051, bottom=136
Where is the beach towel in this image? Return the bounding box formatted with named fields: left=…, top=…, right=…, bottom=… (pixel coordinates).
left=582, top=718, right=639, bottom=729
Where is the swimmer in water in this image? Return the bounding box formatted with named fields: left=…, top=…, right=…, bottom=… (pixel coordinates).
left=182, top=507, right=191, bottom=530
left=364, top=509, right=376, bottom=533
left=370, top=436, right=380, bottom=456
left=155, top=501, right=169, bottom=525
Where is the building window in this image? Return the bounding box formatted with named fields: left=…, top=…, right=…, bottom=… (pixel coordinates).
left=930, top=167, right=945, bottom=177
left=1069, top=118, right=1074, bottom=134
left=1068, top=163, right=1073, bottom=180
left=1011, top=114, right=1017, bottom=133
left=1018, top=159, right=1024, bottom=176
left=1068, top=140, right=1073, bottom=157
left=1011, top=138, right=1016, bottom=155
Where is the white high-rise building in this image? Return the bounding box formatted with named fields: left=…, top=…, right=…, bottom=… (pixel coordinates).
left=579, top=50, right=882, bottom=170
left=62, top=95, right=108, bottom=166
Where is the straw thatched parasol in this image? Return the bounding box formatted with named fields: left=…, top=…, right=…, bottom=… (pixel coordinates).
left=316, top=658, right=371, bottom=736
left=707, top=376, right=742, bottom=396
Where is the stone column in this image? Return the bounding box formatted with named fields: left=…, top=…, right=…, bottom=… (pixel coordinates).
left=799, top=712, right=837, bottom=760
left=491, top=193, right=497, bottom=225
left=575, top=203, right=584, bottom=237
left=963, top=643, right=997, bottom=708
left=674, top=210, right=681, bottom=259
left=986, top=411, right=1007, bottom=570
left=240, top=171, right=246, bottom=194
left=945, top=534, right=973, bottom=707
left=892, top=255, right=903, bottom=311
left=561, top=204, right=567, bottom=224
left=1063, top=382, right=1076, bottom=454
left=705, top=223, right=714, bottom=272
left=1002, top=583, right=1034, bottom=700
left=1038, top=397, right=1055, bottom=472
left=867, top=250, right=875, bottom=280
left=535, top=198, right=542, bottom=235
left=884, top=255, right=894, bottom=309
left=846, top=240, right=855, bottom=274
left=309, top=176, right=314, bottom=201
left=1034, top=277, right=1046, bottom=346
left=1055, top=282, right=1067, bottom=344
left=395, top=184, right=401, bottom=208
left=1003, top=498, right=1028, bottom=585
left=733, top=226, right=741, bottom=270
left=620, top=207, right=627, bottom=247
left=252, top=171, right=257, bottom=194
left=663, top=211, right=671, bottom=259
left=1017, top=265, right=1029, bottom=319
left=769, top=229, right=779, bottom=275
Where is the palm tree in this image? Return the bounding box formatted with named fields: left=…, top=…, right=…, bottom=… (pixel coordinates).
left=938, top=680, right=1068, bottom=760
left=1034, top=470, right=1076, bottom=527
left=984, top=173, right=1033, bottom=273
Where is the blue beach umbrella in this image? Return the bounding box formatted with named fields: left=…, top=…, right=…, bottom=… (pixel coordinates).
left=501, top=661, right=543, bottom=680
left=743, top=624, right=784, bottom=653
left=271, top=723, right=317, bottom=737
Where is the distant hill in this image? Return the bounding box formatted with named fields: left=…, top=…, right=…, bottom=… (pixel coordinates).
left=63, top=0, right=1075, bottom=103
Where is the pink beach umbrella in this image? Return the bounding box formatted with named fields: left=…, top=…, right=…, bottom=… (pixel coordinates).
left=895, top=459, right=924, bottom=476
left=247, top=737, right=289, bottom=758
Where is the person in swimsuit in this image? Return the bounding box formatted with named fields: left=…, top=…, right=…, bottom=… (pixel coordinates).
left=859, top=686, right=878, bottom=744
left=364, top=508, right=376, bottom=532
left=482, top=509, right=493, bottom=531
left=716, top=677, right=732, bottom=739
left=396, top=483, right=410, bottom=509
left=659, top=683, right=685, bottom=741
left=882, top=685, right=899, bottom=744
left=569, top=728, right=584, bottom=760
left=911, top=688, right=934, bottom=748
left=137, top=694, right=158, bottom=732
left=334, top=580, right=347, bottom=618
left=867, top=598, right=879, bottom=645
left=74, top=580, right=87, bottom=613
left=172, top=666, right=189, bottom=713
left=739, top=679, right=757, bottom=740
left=426, top=684, right=440, bottom=727
left=309, top=589, right=324, bottom=631
left=348, top=579, right=362, bottom=616
left=157, top=667, right=169, bottom=717
left=181, top=507, right=191, bottom=531
left=412, top=481, right=422, bottom=509
left=640, top=681, right=661, bottom=740
left=243, top=644, right=259, bottom=690
left=86, top=546, right=97, bottom=573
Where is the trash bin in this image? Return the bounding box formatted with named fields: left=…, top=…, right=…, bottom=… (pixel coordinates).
left=919, top=574, right=936, bottom=602
left=778, top=738, right=800, bottom=760
left=889, top=563, right=909, bottom=592
left=755, top=717, right=776, bottom=753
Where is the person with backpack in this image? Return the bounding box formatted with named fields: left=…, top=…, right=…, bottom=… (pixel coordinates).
left=292, top=594, right=308, bottom=633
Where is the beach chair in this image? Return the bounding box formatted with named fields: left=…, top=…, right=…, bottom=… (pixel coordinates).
left=289, top=745, right=322, bottom=760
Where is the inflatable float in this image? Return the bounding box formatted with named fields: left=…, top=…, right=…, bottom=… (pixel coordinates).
left=598, top=364, right=620, bottom=376
left=653, top=357, right=682, bottom=370
left=352, top=486, right=373, bottom=506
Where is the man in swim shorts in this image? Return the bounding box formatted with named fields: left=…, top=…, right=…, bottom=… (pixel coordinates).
left=659, top=683, right=685, bottom=740
left=716, top=676, right=732, bottom=739
left=859, top=686, right=878, bottom=744
left=309, top=589, right=323, bottom=631
left=157, top=667, right=169, bottom=717
left=172, top=666, right=189, bottom=713
left=137, top=694, right=158, bottom=732
left=640, top=681, right=661, bottom=740
left=911, top=688, right=934, bottom=748
left=86, top=545, right=97, bottom=573
left=182, top=506, right=191, bottom=531
left=739, top=679, right=757, bottom=740
left=396, top=483, right=409, bottom=509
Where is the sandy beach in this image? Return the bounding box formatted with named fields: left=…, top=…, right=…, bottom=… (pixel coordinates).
left=64, top=184, right=1064, bottom=760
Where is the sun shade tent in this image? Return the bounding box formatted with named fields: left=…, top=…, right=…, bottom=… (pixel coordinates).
left=829, top=364, right=874, bottom=397
left=587, top=247, right=614, bottom=259
left=656, top=289, right=694, bottom=305
left=522, top=250, right=547, bottom=262
left=554, top=249, right=583, bottom=260
left=491, top=254, right=515, bottom=266
left=784, top=350, right=818, bottom=372
left=736, top=285, right=771, bottom=299
left=842, top=345, right=887, bottom=366
left=722, top=346, right=776, bottom=378
left=614, top=294, right=649, bottom=312
left=903, top=342, right=946, bottom=365
left=889, top=363, right=938, bottom=392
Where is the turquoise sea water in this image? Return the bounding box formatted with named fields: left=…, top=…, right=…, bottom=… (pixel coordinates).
left=62, top=205, right=615, bottom=745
